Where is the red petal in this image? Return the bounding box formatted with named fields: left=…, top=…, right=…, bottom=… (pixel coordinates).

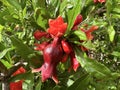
left=49, top=16, right=64, bottom=27
left=86, top=33, right=94, bottom=40
left=61, top=54, right=69, bottom=63
left=80, top=28, right=86, bottom=32
left=81, top=26, right=98, bottom=40
left=48, top=16, right=67, bottom=37
left=72, top=25, right=79, bottom=30
left=47, top=27, right=58, bottom=36
left=98, top=0, right=106, bottom=3
left=32, top=67, right=42, bottom=73
left=70, top=52, right=80, bottom=71
left=34, top=30, right=48, bottom=40
left=12, top=67, right=26, bottom=76
left=58, top=23, right=67, bottom=33
left=86, top=26, right=98, bottom=33
left=94, top=0, right=98, bottom=3
left=61, top=40, right=72, bottom=54
left=74, top=14, right=83, bottom=26
left=10, top=80, right=23, bottom=90
left=35, top=42, right=49, bottom=51
left=72, top=57, right=80, bottom=72
left=52, top=73, right=59, bottom=84
left=80, top=46, right=88, bottom=51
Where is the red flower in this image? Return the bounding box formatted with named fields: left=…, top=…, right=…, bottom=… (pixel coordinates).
left=94, top=0, right=106, bottom=3
left=80, top=26, right=98, bottom=51
left=10, top=67, right=26, bottom=90
left=81, top=26, right=98, bottom=40
left=47, top=16, right=67, bottom=37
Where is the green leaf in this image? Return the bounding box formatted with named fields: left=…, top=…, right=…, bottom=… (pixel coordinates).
left=108, top=26, right=115, bottom=42
left=36, top=13, right=47, bottom=30
left=66, top=0, right=82, bottom=34
left=32, top=0, right=46, bottom=10
left=0, top=25, right=4, bottom=31
left=0, top=48, right=14, bottom=59
left=82, top=41, right=95, bottom=50
left=9, top=71, right=34, bottom=82
left=0, top=34, right=2, bottom=42
left=0, top=25, right=4, bottom=42
left=74, top=47, right=112, bottom=79
left=112, top=14, right=120, bottom=18
left=19, top=0, right=26, bottom=9
left=0, top=59, right=12, bottom=69
left=113, top=7, right=120, bottom=14
left=59, top=0, right=68, bottom=15
left=10, top=36, right=34, bottom=60
left=67, top=74, right=90, bottom=90
left=72, top=30, right=87, bottom=40
left=6, top=0, right=22, bottom=10
left=53, top=85, right=61, bottom=90
left=0, top=43, right=5, bottom=50
left=35, top=78, right=42, bottom=90
left=106, top=0, right=113, bottom=18
left=0, top=0, right=11, bottom=8
left=111, top=51, right=120, bottom=57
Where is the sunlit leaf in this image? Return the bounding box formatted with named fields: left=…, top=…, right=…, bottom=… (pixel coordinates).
left=0, top=25, right=3, bottom=31
left=6, top=0, right=22, bottom=10
left=111, top=51, right=120, bottom=57
left=82, top=41, right=95, bottom=50
left=0, top=59, right=12, bottom=69
left=59, top=0, right=68, bottom=15
left=36, top=13, right=47, bottom=30
left=72, top=30, right=87, bottom=40
left=0, top=48, right=14, bottom=59
left=108, top=25, right=115, bottom=42
left=0, top=25, right=4, bottom=42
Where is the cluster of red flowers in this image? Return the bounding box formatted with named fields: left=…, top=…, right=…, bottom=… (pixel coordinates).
left=33, top=14, right=98, bottom=83
left=10, top=67, right=26, bottom=90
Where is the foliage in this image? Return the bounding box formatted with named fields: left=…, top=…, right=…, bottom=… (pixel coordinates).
left=0, top=0, right=120, bottom=90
